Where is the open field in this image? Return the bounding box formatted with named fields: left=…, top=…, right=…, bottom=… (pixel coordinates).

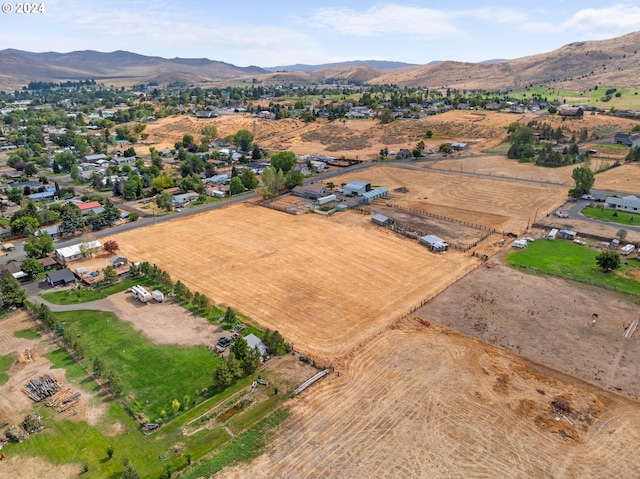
left=418, top=255, right=640, bottom=400
left=217, top=319, right=640, bottom=479
left=111, top=201, right=480, bottom=364
left=594, top=163, right=640, bottom=195
left=425, top=154, right=613, bottom=185
left=334, top=166, right=568, bottom=233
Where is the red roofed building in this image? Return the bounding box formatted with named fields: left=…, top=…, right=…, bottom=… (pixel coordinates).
left=77, top=201, right=101, bottom=211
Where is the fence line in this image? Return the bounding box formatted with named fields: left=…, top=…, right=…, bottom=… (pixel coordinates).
left=386, top=203, right=495, bottom=232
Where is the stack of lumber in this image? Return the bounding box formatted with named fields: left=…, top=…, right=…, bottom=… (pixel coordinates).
left=23, top=374, right=60, bottom=402
left=45, top=388, right=81, bottom=412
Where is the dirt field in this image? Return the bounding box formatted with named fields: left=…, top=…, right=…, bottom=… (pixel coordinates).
left=111, top=202, right=480, bottom=364
left=217, top=319, right=640, bottom=479
left=425, top=154, right=613, bottom=185
left=334, top=166, right=568, bottom=233
left=417, top=256, right=640, bottom=399
left=594, top=162, right=640, bottom=195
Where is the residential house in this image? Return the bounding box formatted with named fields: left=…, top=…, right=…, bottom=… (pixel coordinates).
left=291, top=183, right=327, bottom=200
left=451, top=142, right=469, bottom=151
left=614, top=133, right=640, bottom=148
left=46, top=268, right=77, bottom=287
left=77, top=201, right=103, bottom=216
left=38, top=256, right=59, bottom=271
left=604, top=195, right=640, bottom=212
left=395, top=149, right=412, bottom=160
left=55, top=241, right=102, bottom=264
left=83, top=153, right=107, bottom=164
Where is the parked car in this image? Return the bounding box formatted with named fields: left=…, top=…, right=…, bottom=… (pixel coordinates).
left=257, top=378, right=268, bottom=386
left=581, top=194, right=595, bottom=200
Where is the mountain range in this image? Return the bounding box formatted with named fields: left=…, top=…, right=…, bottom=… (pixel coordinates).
left=1, top=31, right=639, bottom=92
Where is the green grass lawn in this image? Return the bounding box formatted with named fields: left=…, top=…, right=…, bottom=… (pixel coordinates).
left=508, top=239, right=640, bottom=296
left=42, top=277, right=161, bottom=305
left=582, top=206, right=640, bottom=226
left=14, top=328, right=41, bottom=340
left=53, top=310, right=222, bottom=420
left=0, top=353, right=14, bottom=385
left=510, top=86, right=640, bottom=109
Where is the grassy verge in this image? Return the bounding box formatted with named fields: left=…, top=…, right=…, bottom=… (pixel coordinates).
left=483, top=141, right=511, bottom=154
left=181, top=408, right=289, bottom=479
left=508, top=239, right=640, bottom=296
left=42, top=277, right=161, bottom=305
left=582, top=206, right=639, bottom=226
left=0, top=353, right=14, bottom=385
left=14, top=328, right=41, bottom=340
left=52, top=310, right=222, bottom=420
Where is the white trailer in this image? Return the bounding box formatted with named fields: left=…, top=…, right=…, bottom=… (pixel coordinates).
left=317, top=194, right=337, bottom=205
left=548, top=228, right=559, bottom=240
left=152, top=290, right=164, bottom=302
left=512, top=239, right=528, bottom=248
left=131, top=285, right=152, bottom=303
left=621, top=244, right=635, bottom=255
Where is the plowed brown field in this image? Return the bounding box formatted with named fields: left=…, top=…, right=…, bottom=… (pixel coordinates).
left=217, top=320, right=640, bottom=479
left=594, top=163, right=640, bottom=195
left=113, top=203, right=479, bottom=364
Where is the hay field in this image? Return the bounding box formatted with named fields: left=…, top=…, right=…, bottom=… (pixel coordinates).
left=594, top=163, right=640, bottom=195
left=336, top=166, right=568, bottom=232
left=426, top=155, right=613, bottom=185
left=112, top=203, right=479, bottom=364
left=217, top=320, right=640, bottom=479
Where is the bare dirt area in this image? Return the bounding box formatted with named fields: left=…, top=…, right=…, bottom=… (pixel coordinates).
left=110, top=203, right=480, bottom=364
left=217, top=319, right=640, bottom=479
left=594, top=162, right=640, bottom=195
left=88, top=292, right=222, bottom=347
left=426, top=154, right=613, bottom=185
left=417, top=256, right=640, bottom=399
left=535, top=214, right=640, bottom=243
left=334, top=166, right=567, bottom=233
left=2, top=455, right=81, bottom=479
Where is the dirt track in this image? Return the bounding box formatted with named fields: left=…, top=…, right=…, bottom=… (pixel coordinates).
left=217, top=319, right=640, bottom=479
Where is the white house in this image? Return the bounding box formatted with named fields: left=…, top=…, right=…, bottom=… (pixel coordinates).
left=605, top=195, right=640, bottom=213
left=54, top=241, right=102, bottom=264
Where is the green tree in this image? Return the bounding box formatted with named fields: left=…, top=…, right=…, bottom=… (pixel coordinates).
left=0, top=270, right=26, bottom=307
left=103, top=265, right=118, bottom=284
left=24, top=233, right=54, bottom=258
left=270, top=151, right=297, bottom=173
left=285, top=170, right=304, bottom=190
left=380, top=107, right=394, bottom=124
left=123, top=178, right=140, bottom=200
left=229, top=176, right=245, bottom=195
left=240, top=168, right=259, bottom=190
left=439, top=143, right=453, bottom=154
left=7, top=187, right=23, bottom=205
left=425, top=130, right=433, bottom=139
left=232, top=129, right=254, bottom=151
left=569, top=166, right=595, bottom=198
left=151, top=175, right=174, bottom=192
left=21, top=258, right=44, bottom=279
left=54, top=152, right=77, bottom=173
left=10, top=216, right=39, bottom=236
left=58, top=203, right=84, bottom=237
left=200, top=125, right=218, bottom=143
left=224, top=306, right=236, bottom=323
left=107, top=445, right=114, bottom=459
left=251, top=143, right=262, bottom=160
left=122, top=465, right=140, bottom=479
left=230, top=336, right=249, bottom=362
left=100, top=198, right=121, bottom=226
left=92, top=357, right=104, bottom=376
left=617, top=228, right=628, bottom=242
left=174, top=280, right=192, bottom=303
left=227, top=352, right=243, bottom=378
left=182, top=134, right=195, bottom=147
left=262, top=329, right=285, bottom=354
left=155, top=191, right=174, bottom=211
left=244, top=346, right=262, bottom=373
left=595, top=251, right=621, bottom=272
left=260, top=167, right=286, bottom=199
left=215, top=361, right=233, bottom=388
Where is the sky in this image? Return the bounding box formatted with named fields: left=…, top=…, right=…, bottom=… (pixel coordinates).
left=1, top=1, right=640, bottom=67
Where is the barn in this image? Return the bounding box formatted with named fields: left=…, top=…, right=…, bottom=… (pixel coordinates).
left=361, top=187, right=388, bottom=204
left=420, top=235, right=448, bottom=252
left=46, top=268, right=77, bottom=287
left=372, top=213, right=392, bottom=227
left=343, top=180, right=371, bottom=196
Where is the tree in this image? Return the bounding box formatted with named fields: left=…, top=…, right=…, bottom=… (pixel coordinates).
left=123, top=178, right=140, bottom=200
left=380, top=107, right=394, bottom=124
left=174, top=280, right=192, bottom=303
left=438, top=143, right=453, bottom=154
left=24, top=233, right=54, bottom=258
left=425, top=130, right=433, bottom=139
left=59, top=203, right=84, bottom=237
left=262, top=329, right=285, bottom=354
left=232, top=129, right=254, bottom=151
left=0, top=270, right=26, bottom=307
left=21, top=258, right=44, bottom=279
left=200, top=125, right=218, bottom=143
left=251, top=143, right=261, bottom=160
left=151, top=175, right=174, bottom=192
left=596, top=251, right=621, bottom=272
left=182, top=134, right=195, bottom=148
left=240, top=168, right=259, bottom=190
left=230, top=336, right=249, bottom=362
left=260, top=167, right=286, bottom=199
left=224, top=306, right=236, bottom=323
left=22, top=412, right=44, bottom=434
left=92, top=357, right=104, bottom=376
left=569, top=166, right=595, bottom=198
left=285, top=170, right=304, bottom=190
left=122, top=465, right=140, bottom=479
left=215, top=361, right=234, bottom=388
left=100, top=198, right=121, bottom=226
left=229, top=176, right=245, bottom=195
left=103, top=265, right=118, bottom=284
left=103, top=240, right=119, bottom=255
left=270, top=151, right=297, bottom=174
left=155, top=191, right=174, bottom=212
left=244, top=346, right=262, bottom=373
left=10, top=216, right=39, bottom=236
left=80, top=240, right=100, bottom=258
left=617, top=229, right=628, bottom=242
left=54, top=151, right=76, bottom=173
left=7, top=187, right=23, bottom=205
left=107, top=445, right=114, bottom=459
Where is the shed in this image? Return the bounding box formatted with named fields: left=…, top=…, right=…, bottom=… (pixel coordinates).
left=451, top=142, right=469, bottom=150
left=245, top=333, right=268, bottom=356
left=558, top=229, right=577, bottom=240
left=420, top=235, right=448, bottom=252
left=46, top=268, right=77, bottom=287
left=343, top=180, right=371, bottom=196
left=361, top=187, right=388, bottom=204
left=110, top=255, right=128, bottom=268
left=372, top=213, right=392, bottom=227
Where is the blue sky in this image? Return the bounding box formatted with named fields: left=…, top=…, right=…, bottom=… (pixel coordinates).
left=1, top=1, right=640, bottom=67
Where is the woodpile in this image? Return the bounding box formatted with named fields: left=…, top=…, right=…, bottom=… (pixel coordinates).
left=18, top=348, right=39, bottom=364
left=23, top=374, right=60, bottom=402
left=45, top=388, right=81, bottom=412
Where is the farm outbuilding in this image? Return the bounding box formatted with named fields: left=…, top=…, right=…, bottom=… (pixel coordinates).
left=420, top=235, right=448, bottom=252
left=245, top=333, right=268, bottom=357
left=110, top=255, right=128, bottom=268
left=372, top=213, right=392, bottom=227
left=46, top=268, right=77, bottom=287
left=558, top=229, right=577, bottom=240
left=451, top=142, right=469, bottom=151
left=361, top=187, right=389, bottom=204
left=343, top=180, right=371, bottom=197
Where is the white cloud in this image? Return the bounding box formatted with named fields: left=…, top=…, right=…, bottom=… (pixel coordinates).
left=562, top=4, right=640, bottom=34
left=310, top=4, right=461, bottom=37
